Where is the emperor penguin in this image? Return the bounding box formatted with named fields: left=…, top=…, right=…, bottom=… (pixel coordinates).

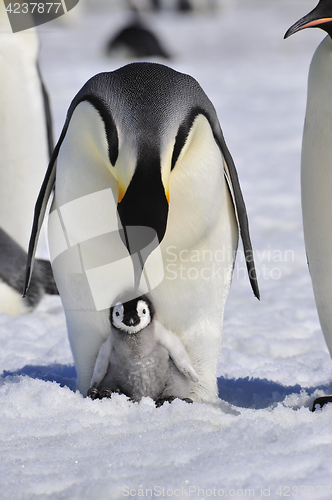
left=285, top=0, right=332, bottom=409
left=0, top=1, right=53, bottom=252
left=0, top=2, right=55, bottom=315
left=87, top=294, right=198, bottom=405
left=24, top=62, right=259, bottom=402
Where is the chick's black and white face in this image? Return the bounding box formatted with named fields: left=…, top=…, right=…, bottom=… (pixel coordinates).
left=111, top=298, right=152, bottom=334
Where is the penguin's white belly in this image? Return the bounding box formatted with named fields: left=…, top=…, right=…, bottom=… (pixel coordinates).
left=301, top=36, right=332, bottom=356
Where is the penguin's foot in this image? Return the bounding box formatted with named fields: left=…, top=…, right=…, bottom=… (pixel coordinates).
left=99, top=388, right=112, bottom=399
left=311, top=395, right=332, bottom=411
left=87, top=387, right=118, bottom=400
left=155, top=396, right=175, bottom=407
left=182, top=397, right=194, bottom=404
left=87, top=388, right=99, bottom=400
left=155, top=396, right=193, bottom=408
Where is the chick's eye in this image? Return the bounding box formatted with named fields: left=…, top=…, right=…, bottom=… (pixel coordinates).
left=115, top=311, right=120, bottom=317
left=142, top=309, right=146, bottom=315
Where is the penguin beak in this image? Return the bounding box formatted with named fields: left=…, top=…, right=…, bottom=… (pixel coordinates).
left=284, top=1, right=332, bottom=38
left=123, top=312, right=140, bottom=327
left=116, top=148, right=169, bottom=287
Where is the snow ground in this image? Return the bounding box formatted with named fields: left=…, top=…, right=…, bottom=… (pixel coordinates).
left=1, top=1, right=332, bottom=499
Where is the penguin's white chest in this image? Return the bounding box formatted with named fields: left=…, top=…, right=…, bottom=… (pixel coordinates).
left=301, top=35, right=332, bottom=355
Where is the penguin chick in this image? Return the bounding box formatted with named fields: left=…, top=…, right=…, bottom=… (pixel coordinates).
left=88, top=295, right=198, bottom=405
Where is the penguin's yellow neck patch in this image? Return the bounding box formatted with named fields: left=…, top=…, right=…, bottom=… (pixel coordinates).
left=118, top=183, right=126, bottom=203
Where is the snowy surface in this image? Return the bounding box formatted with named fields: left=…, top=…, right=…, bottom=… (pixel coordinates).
left=1, top=1, right=332, bottom=498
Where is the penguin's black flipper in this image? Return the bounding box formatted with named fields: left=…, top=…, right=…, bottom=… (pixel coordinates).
left=220, top=134, right=260, bottom=300
left=23, top=100, right=73, bottom=297
left=23, top=149, right=57, bottom=297
left=311, top=395, right=332, bottom=411
left=37, top=64, right=54, bottom=159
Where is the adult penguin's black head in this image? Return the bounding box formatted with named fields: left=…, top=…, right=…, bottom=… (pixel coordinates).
left=285, top=0, right=332, bottom=39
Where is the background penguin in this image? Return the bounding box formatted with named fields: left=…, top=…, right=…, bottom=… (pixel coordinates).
left=0, top=228, right=58, bottom=316
left=129, top=0, right=217, bottom=13
left=285, top=0, right=332, bottom=409
left=0, top=3, right=56, bottom=315
left=128, top=0, right=192, bottom=12
left=106, top=18, right=170, bottom=59
left=88, top=294, right=198, bottom=405
left=24, top=62, right=259, bottom=402
left=0, top=2, right=53, bottom=253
